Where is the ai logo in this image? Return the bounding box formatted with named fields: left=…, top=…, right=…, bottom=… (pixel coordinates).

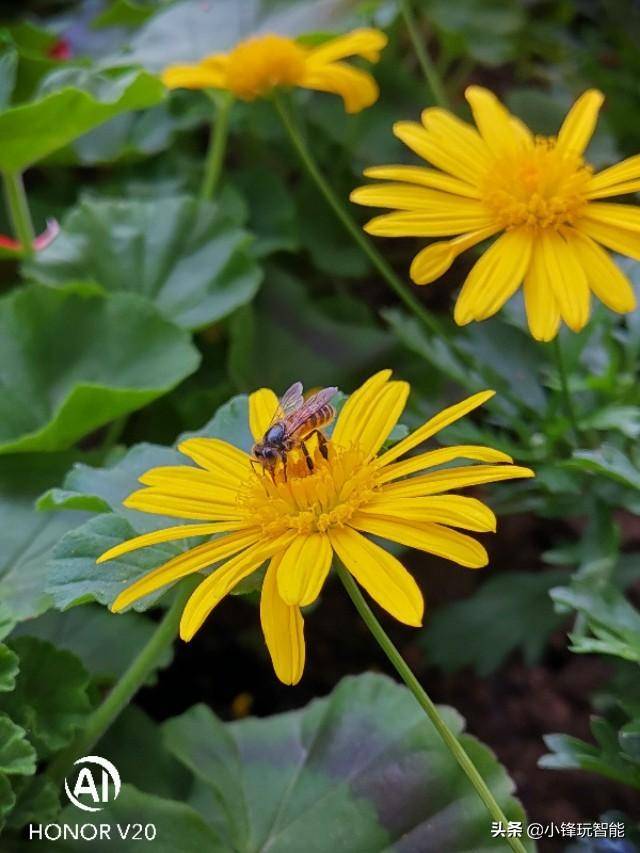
left=64, top=755, right=121, bottom=813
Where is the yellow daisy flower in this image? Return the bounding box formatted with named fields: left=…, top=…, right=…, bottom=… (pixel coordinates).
left=351, top=88, right=639, bottom=340
left=97, top=371, right=533, bottom=685
left=161, top=28, right=387, bottom=113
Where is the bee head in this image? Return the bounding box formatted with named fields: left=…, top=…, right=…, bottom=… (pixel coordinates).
left=252, top=443, right=280, bottom=467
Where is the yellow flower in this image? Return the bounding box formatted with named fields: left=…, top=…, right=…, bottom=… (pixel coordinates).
left=98, top=371, right=533, bottom=685
left=351, top=88, right=640, bottom=340
left=161, top=28, right=387, bottom=113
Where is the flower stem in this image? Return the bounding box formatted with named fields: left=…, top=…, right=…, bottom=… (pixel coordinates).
left=46, top=578, right=197, bottom=786
left=336, top=562, right=527, bottom=853
left=399, top=0, right=449, bottom=108
left=272, top=91, right=445, bottom=342
left=201, top=92, right=234, bottom=200
left=2, top=171, right=35, bottom=254
left=551, top=337, right=580, bottom=442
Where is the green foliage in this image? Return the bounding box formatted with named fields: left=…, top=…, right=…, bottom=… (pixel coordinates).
left=0, top=286, right=200, bottom=453
left=424, top=570, right=567, bottom=676
left=0, top=67, right=164, bottom=171
left=26, top=195, right=262, bottom=330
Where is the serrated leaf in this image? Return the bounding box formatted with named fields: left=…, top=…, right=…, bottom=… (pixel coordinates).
left=0, top=66, right=164, bottom=171
left=0, top=452, right=93, bottom=623
left=164, top=673, right=528, bottom=852
left=58, top=784, right=221, bottom=850
left=0, top=637, right=91, bottom=757
left=0, top=645, right=19, bottom=692
left=26, top=196, right=262, bottom=330
left=0, top=713, right=36, bottom=776
left=0, top=285, right=200, bottom=454
left=5, top=775, right=60, bottom=830
left=424, top=571, right=567, bottom=676
left=46, top=513, right=182, bottom=612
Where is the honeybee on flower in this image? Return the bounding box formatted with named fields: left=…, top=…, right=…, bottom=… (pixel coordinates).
left=98, top=373, right=533, bottom=685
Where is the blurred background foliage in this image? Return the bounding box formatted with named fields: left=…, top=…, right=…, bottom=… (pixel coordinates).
left=0, top=0, right=639, bottom=848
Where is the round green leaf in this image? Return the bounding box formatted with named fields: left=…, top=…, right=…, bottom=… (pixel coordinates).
left=26, top=196, right=262, bottom=330
left=0, top=713, right=36, bottom=777
left=0, top=285, right=200, bottom=454
left=164, top=673, right=529, bottom=852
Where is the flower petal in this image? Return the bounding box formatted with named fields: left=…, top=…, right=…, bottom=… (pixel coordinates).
left=394, top=120, right=487, bottom=185
left=97, top=521, right=245, bottom=564
left=347, top=380, right=410, bottom=460
left=124, top=487, right=243, bottom=520
left=178, top=438, right=251, bottom=484
left=329, top=527, right=423, bottom=626
left=276, top=533, right=333, bottom=606
left=351, top=183, right=475, bottom=211
left=301, top=62, right=379, bottom=113
left=360, top=494, right=496, bottom=532
left=465, top=85, right=519, bottom=156
left=588, top=154, right=640, bottom=195
left=111, top=528, right=261, bottom=612
left=523, top=242, right=561, bottom=342
left=577, top=217, right=640, bottom=261
left=409, top=227, right=499, bottom=285
left=332, top=369, right=391, bottom=448
left=362, top=165, right=481, bottom=198
left=249, top=387, right=280, bottom=442
left=161, top=60, right=226, bottom=91
left=564, top=230, right=636, bottom=313
left=179, top=533, right=294, bottom=640
left=380, top=464, right=534, bottom=499
left=376, top=444, right=512, bottom=484
left=583, top=203, right=640, bottom=233
left=420, top=109, right=492, bottom=177
left=557, top=89, right=604, bottom=155
left=306, top=28, right=387, bottom=65
left=261, top=554, right=305, bottom=685
left=364, top=207, right=494, bottom=238
left=376, top=390, right=495, bottom=467
left=537, top=231, right=590, bottom=332
left=454, top=229, right=533, bottom=325
left=351, top=514, right=488, bottom=568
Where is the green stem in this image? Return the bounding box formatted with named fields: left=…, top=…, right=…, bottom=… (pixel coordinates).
left=201, top=92, right=234, bottom=200
left=551, top=337, right=580, bottom=442
left=2, top=171, right=35, bottom=254
left=399, top=0, right=449, bottom=108
left=336, top=562, right=527, bottom=853
left=46, top=579, right=196, bottom=786
left=272, top=91, right=445, bottom=342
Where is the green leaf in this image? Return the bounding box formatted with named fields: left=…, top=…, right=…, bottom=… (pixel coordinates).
left=229, top=269, right=393, bottom=390
left=423, top=571, right=567, bottom=676
left=0, top=637, right=91, bottom=757
left=93, top=0, right=157, bottom=29
left=0, top=645, right=19, bottom=692
left=58, top=785, right=222, bottom=850
left=0, top=66, right=164, bottom=171
left=0, top=452, right=93, bottom=623
left=541, top=717, right=640, bottom=790
left=164, top=673, right=528, bottom=852
left=569, top=445, right=640, bottom=491
left=0, top=713, right=36, bottom=776
left=0, top=774, right=15, bottom=822
left=26, top=196, right=262, bottom=330
left=5, top=775, right=60, bottom=830
left=620, top=719, right=640, bottom=764
left=11, top=605, right=172, bottom=682
left=0, top=285, right=200, bottom=454
left=426, top=0, right=525, bottom=66
left=0, top=38, right=17, bottom=109
left=46, top=513, right=182, bottom=612
left=551, top=582, right=640, bottom=663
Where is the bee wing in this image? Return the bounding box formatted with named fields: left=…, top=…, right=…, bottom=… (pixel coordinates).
left=265, top=381, right=304, bottom=430
left=284, top=386, right=338, bottom=433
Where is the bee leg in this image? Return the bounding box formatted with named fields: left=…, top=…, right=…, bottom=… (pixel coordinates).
left=301, top=440, right=314, bottom=471
left=281, top=451, right=288, bottom=482
left=312, top=430, right=329, bottom=460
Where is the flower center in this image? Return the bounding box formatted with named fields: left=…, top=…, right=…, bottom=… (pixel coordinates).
left=483, top=137, right=592, bottom=230
left=225, top=34, right=307, bottom=100
left=239, top=441, right=377, bottom=535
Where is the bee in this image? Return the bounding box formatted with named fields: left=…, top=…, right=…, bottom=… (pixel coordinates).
left=252, top=382, right=338, bottom=479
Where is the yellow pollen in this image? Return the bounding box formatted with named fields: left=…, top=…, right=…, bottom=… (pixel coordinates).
left=483, top=136, right=592, bottom=231
left=239, top=441, right=377, bottom=535
left=224, top=34, right=307, bottom=100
